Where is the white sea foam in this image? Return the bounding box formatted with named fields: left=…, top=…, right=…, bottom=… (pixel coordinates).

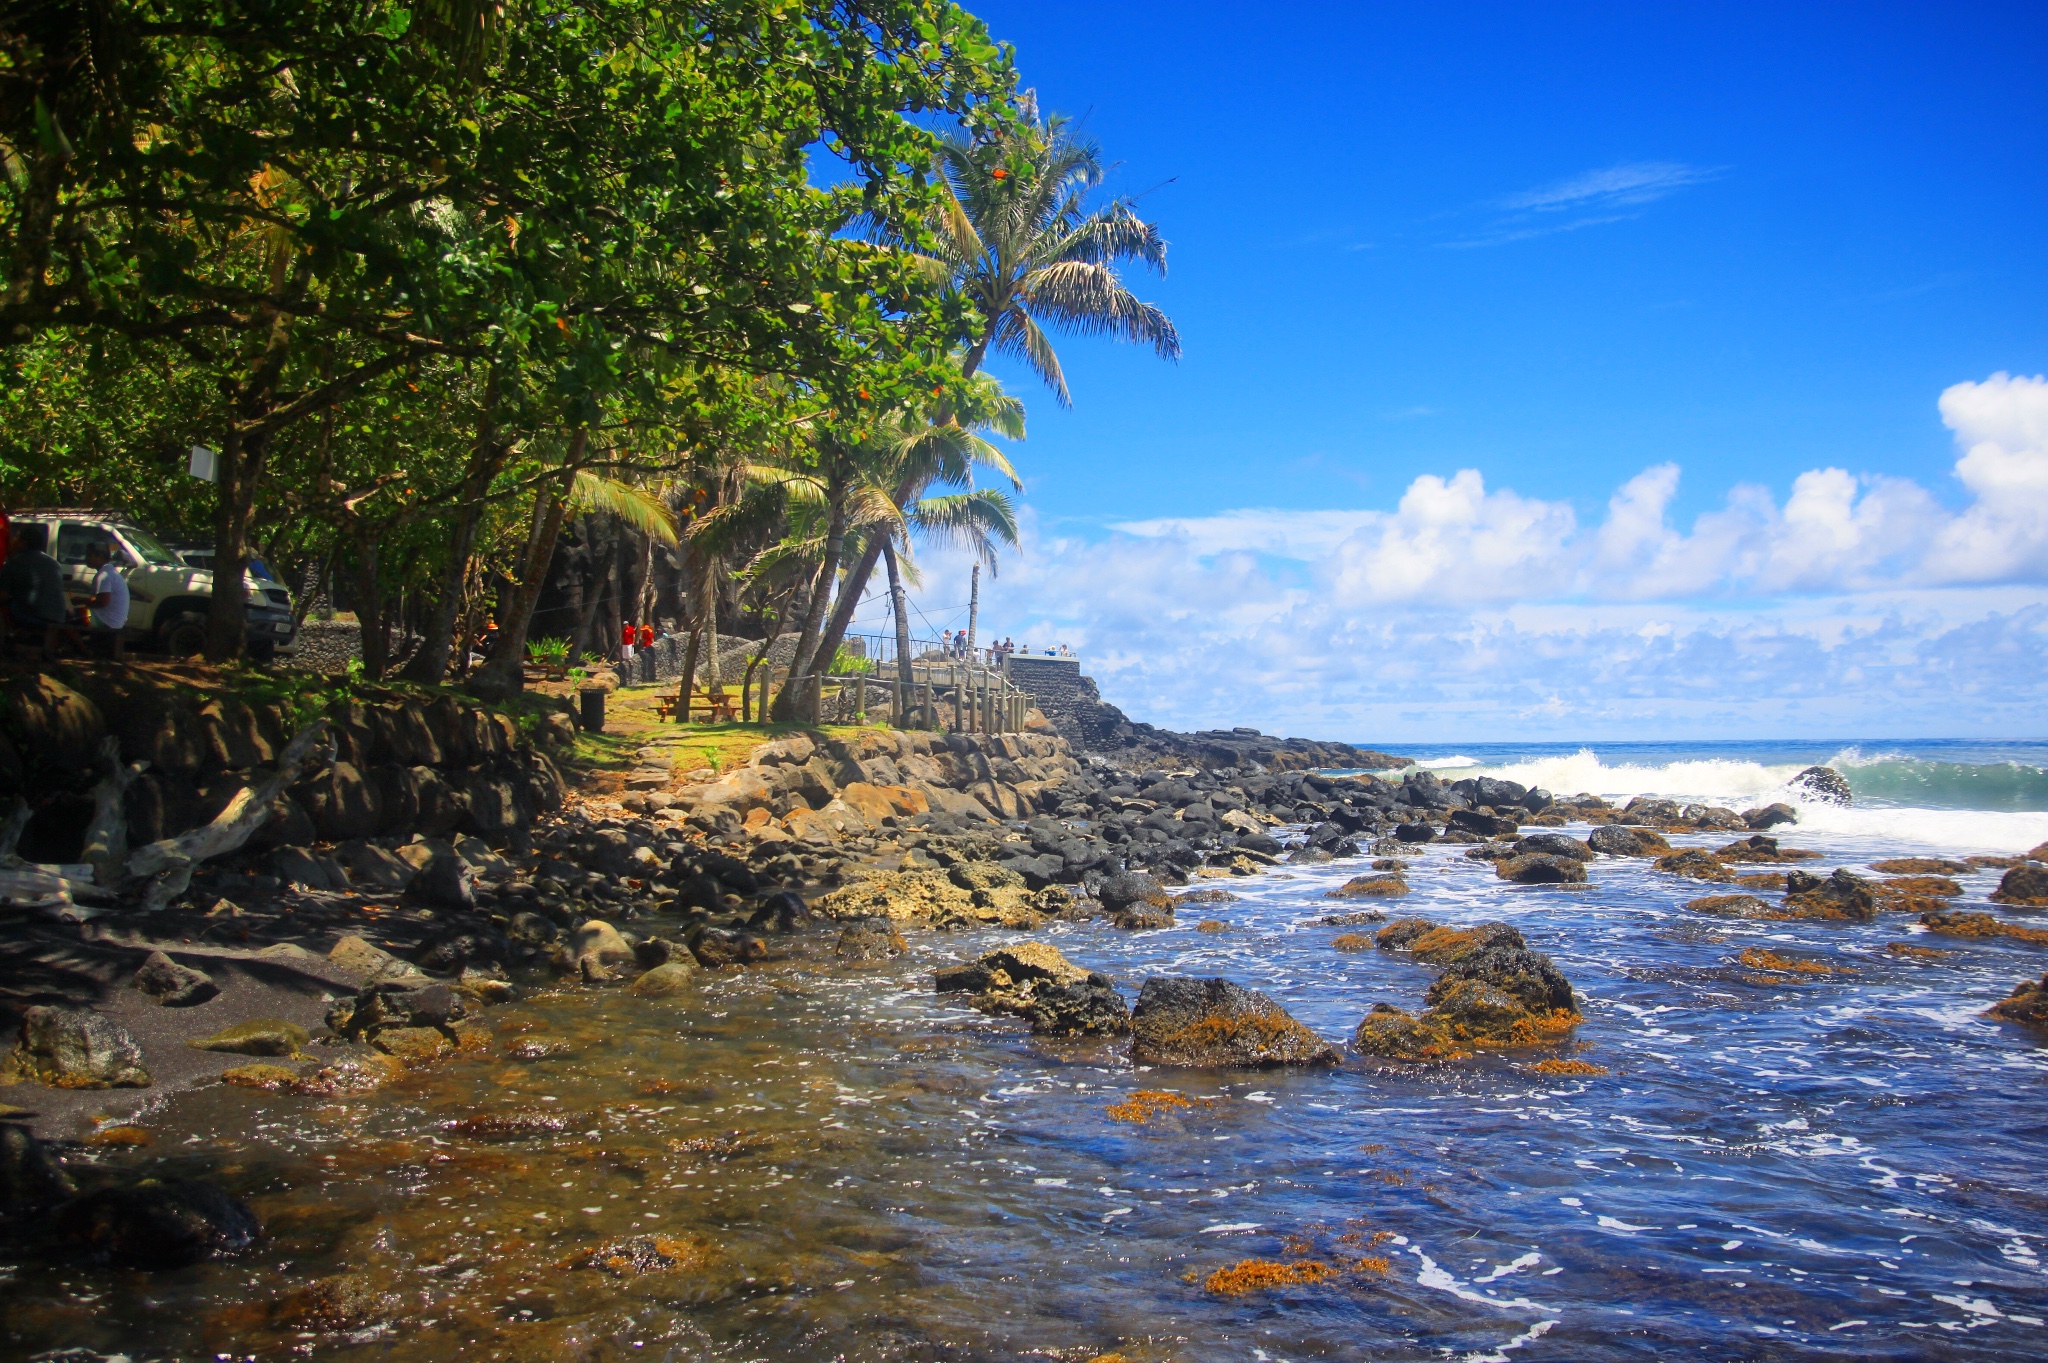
left=1451, top=748, right=2048, bottom=852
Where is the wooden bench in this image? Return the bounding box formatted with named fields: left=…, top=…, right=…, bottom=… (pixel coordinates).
left=654, top=689, right=739, bottom=723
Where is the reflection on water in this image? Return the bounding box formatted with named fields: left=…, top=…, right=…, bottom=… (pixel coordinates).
left=6, top=820, right=2047, bottom=1360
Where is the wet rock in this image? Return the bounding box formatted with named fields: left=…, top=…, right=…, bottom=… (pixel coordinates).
left=1287, top=846, right=1334, bottom=864
left=1, top=1007, right=149, bottom=1089
left=1332, top=933, right=1374, bottom=951
left=690, top=927, right=768, bottom=967
left=445, top=1110, right=569, bottom=1140
left=1685, top=893, right=1777, bottom=918
left=1587, top=825, right=1671, bottom=858
left=327, top=982, right=467, bottom=1039
left=1098, top=870, right=1173, bottom=915
left=372, top=1026, right=452, bottom=1061
left=188, top=1019, right=309, bottom=1058
left=633, top=936, right=696, bottom=969
left=1512, top=833, right=1595, bottom=862
left=746, top=889, right=810, bottom=933
left=628, top=962, right=699, bottom=998
left=1178, top=887, right=1240, bottom=904
left=1448, top=809, right=1518, bottom=838
left=1783, top=868, right=1878, bottom=921
left=570, top=920, right=634, bottom=979
left=1314, top=909, right=1386, bottom=926
left=1714, top=834, right=1822, bottom=864
left=1987, top=974, right=2048, bottom=1027
left=1109, top=901, right=1176, bottom=930
left=1743, top=803, right=1798, bottom=830
left=130, top=951, right=218, bottom=1007
left=271, top=1274, right=380, bottom=1332
left=1327, top=874, right=1409, bottom=898
left=220, top=1063, right=301, bottom=1090
left=507, top=910, right=559, bottom=947
left=328, top=934, right=429, bottom=986
left=57, top=1177, right=259, bottom=1267
left=574, top=1231, right=716, bottom=1277
left=1129, top=977, right=1339, bottom=1067
left=1788, top=765, right=1852, bottom=805
left=1919, top=910, right=2048, bottom=946
left=1353, top=922, right=1579, bottom=1064
left=835, top=918, right=907, bottom=962
left=1871, top=857, right=1971, bottom=876
left=1197, top=919, right=1228, bottom=933
left=1393, top=821, right=1436, bottom=844
left=1495, top=853, right=1588, bottom=885
left=1622, top=797, right=1684, bottom=826
left=1020, top=974, right=1131, bottom=1037
left=1654, top=848, right=1735, bottom=882
left=1, top=1124, right=76, bottom=1211
left=1990, top=863, right=2048, bottom=907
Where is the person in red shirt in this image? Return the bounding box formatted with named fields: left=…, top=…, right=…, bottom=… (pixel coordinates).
left=620, top=620, right=636, bottom=664
left=637, top=622, right=653, bottom=649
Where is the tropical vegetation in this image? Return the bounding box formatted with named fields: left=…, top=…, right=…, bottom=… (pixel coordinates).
left=0, top=0, right=1177, bottom=719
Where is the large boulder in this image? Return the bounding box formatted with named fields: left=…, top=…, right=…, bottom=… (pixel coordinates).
left=1512, top=833, right=1594, bottom=862
left=1743, top=803, right=1798, bottom=830
left=1495, top=853, right=1588, bottom=885
left=1, top=1124, right=76, bottom=1212
left=1, top=1007, right=149, bottom=1088
left=1654, top=848, right=1734, bottom=882
left=1587, top=825, right=1670, bottom=857
left=938, top=942, right=1130, bottom=1037
left=57, top=1178, right=260, bottom=1267
left=187, top=1019, right=309, bottom=1058
left=1990, top=863, right=2048, bottom=907
left=1353, top=919, right=1580, bottom=1065
left=1128, top=977, right=1338, bottom=1067
left=835, top=918, right=907, bottom=962
left=1988, top=974, right=2048, bottom=1027
left=1782, top=869, right=1877, bottom=921
left=1714, top=834, right=1821, bottom=864
left=1788, top=766, right=1852, bottom=805
left=1327, top=873, right=1409, bottom=898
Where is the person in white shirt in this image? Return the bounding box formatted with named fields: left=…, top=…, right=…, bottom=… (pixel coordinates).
left=83, top=540, right=130, bottom=658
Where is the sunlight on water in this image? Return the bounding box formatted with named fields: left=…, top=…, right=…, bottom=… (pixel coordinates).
left=7, top=813, right=2046, bottom=1361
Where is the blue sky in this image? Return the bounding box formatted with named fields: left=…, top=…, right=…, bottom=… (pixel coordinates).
left=867, top=1, right=2048, bottom=743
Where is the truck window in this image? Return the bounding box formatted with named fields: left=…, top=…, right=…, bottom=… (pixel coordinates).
left=54, top=523, right=113, bottom=565
left=117, top=525, right=186, bottom=567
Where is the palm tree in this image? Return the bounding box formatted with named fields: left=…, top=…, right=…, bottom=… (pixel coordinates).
left=916, top=98, right=1181, bottom=397
left=809, top=102, right=1181, bottom=678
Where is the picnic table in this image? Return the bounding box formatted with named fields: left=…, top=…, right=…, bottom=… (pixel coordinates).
left=655, top=688, right=739, bottom=723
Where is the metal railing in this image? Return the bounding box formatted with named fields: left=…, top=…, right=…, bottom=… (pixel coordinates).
left=769, top=659, right=1032, bottom=733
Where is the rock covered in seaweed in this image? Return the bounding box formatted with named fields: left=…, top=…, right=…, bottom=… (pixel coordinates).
left=1587, top=825, right=1671, bottom=857
left=56, top=1178, right=260, bottom=1268
left=1351, top=919, right=1579, bottom=1064
left=1990, top=863, right=2048, bottom=907
left=937, top=943, right=1129, bottom=1037
left=1128, top=977, right=1338, bottom=1067
left=1987, top=974, right=2048, bottom=1027
left=1495, top=853, right=1588, bottom=885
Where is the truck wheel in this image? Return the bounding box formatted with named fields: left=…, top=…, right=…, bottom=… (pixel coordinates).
left=162, top=615, right=208, bottom=657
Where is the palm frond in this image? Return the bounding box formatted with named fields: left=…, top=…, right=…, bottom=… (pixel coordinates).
left=570, top=471, right=679, bottom=545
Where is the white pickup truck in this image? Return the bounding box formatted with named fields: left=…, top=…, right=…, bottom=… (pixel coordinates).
left=8, top=508, right=298, bottom=660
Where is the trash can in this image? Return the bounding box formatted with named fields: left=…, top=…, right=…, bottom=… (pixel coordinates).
left=578, top=686, right=605, bottom=734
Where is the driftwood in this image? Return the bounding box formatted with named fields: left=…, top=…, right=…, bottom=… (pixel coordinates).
left=125, top=720, right=334, bottom=910
left=81, top=737, right=149, bottom=889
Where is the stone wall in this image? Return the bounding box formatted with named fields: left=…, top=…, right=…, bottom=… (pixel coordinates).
left=675, top=727, right=1081, bottom=830
left=0, top=668, right=569, bottom=864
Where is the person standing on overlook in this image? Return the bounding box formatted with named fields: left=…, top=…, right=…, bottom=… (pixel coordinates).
left=83, top=540, right=130, bottom=659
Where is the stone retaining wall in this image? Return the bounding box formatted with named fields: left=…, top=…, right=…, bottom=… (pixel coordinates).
left=0, top=668, right=568, bottom=864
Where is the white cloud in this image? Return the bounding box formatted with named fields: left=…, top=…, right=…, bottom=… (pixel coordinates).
left=1498, top=161, right=1720, bottom=213
left=902, top=375, right=2048, bottom=739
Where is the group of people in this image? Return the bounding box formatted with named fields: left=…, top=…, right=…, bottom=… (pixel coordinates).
left=935, top=630, right=1072, bottom=665
left=618, top=620, right=657, bottom=663
left=0, top=514, right=129, bottom=657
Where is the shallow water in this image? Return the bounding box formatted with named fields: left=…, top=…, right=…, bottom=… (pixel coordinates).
left=6, top=819, right=2048, bottom=1361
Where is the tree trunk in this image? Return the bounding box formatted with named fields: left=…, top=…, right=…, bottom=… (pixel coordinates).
left=678, top=627, right=700, bottom=724
left=469, top=430, right=587, bottom=702
left=885, top=541, right=915, bottom=691
left=349, top=531, right=387, bottom=679
left=773, top=474, right=848, bottom=720
left=701, top=555, right=720, bottom=692
left=967, top=562, right=980, bottom=657
left=400, top=366, right=506, bottom=682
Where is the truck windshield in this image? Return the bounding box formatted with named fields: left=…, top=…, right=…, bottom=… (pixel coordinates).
left=119, top=526, right=188, bottom=567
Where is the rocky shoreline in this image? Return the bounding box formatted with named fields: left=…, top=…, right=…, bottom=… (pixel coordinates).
left=5, top=667, right=2048, bottom=1282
